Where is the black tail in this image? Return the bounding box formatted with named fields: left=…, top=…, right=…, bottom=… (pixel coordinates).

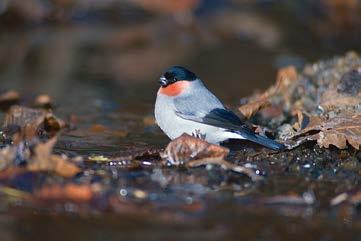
left=236, top=129, right=285, bottom=151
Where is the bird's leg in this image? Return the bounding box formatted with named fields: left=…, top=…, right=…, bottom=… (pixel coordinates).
left=192, top=129, right=206, bottom=140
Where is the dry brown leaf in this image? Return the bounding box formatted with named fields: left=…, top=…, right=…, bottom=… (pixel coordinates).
left=3, top=106, right=65, bottom=139
left=276, top=65, right=298, bottom=89
left=239, top=98, right=271, bottom=119
left=161, top=134, right=229, bottom=165
left=294, top=112, right=361, bottom=149
left=161, top=134, right=261, bottom=181
left=292, top=111, right=322, bottom=132
left=320, top=89, right=361, bottom=111
left=238, top=65, right=297, bottom=118
left=27, top=138, right=80, bottom=177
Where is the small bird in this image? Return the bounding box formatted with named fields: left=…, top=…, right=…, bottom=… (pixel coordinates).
left=154, top=66, right=285, bottom=151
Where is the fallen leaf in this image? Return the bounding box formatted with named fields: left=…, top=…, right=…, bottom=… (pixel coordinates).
left=292, top=111, right=317, bottom=132
left=161, top=134, right=229, bottom=165
left=3, top=106, right=65, bottom=139
left=320, top=89, right=361, bottom=111
left=276, top=65, right=298, bottom=89
left=238, top=65, right=297, bottom=118
left=292, top=112, right=361, bottom=149
left=161, top=134, right=261, bottom=181
left=27, top=138, right=80, bottom=177
left=239, top=98, right=271, bottom=119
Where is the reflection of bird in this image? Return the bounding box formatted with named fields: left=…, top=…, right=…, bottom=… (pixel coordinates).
left=154, top=66, right=285, bottom=151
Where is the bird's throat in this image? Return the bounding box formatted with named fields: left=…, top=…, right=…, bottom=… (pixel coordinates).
left=158, top=81, right=189, bottom=96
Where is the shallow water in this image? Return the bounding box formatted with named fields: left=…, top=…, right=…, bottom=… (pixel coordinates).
left=0, top=2, right=361, bottom=241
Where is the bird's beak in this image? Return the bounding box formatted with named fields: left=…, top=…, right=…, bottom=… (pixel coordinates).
left=159, top=76, right=168, bottom=87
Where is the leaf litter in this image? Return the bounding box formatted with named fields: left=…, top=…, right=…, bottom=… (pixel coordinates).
left=161, top=134, right=262, bottom=181
left=240, top=52, right=361, bottom=150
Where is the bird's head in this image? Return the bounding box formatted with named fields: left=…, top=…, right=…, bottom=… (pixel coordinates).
left=158, top=66, right=197, bottom=96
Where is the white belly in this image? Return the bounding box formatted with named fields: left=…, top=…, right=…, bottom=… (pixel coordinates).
left=155, top=95, right=243, bottom=144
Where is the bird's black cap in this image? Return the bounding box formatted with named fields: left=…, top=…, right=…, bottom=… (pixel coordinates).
left=159, top=66, right=197, bottom=87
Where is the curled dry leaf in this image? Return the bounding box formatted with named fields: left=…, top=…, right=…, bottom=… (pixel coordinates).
left=239, top=98, right=271, bottom=119
left=27, top=137, right=80, bottom=178
left=161, top=134, right=229, bottom=165
left=238, top=65, right=297, bottom=119
left=3, top=105, right=65, bottom=139
left=161, top=134, right=262, bottom=181
left=292, top=112, right=361, bottom=149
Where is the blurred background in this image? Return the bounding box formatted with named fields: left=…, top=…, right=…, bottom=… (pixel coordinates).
left=1, top=0, right=361, bottom=116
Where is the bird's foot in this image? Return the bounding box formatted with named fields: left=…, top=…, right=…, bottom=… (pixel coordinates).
left=192, top=129, right=206, bottom=140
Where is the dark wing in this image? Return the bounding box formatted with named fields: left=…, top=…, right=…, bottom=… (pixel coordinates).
left=175, top=108, right=248, bottom=131
left=176, top=107, right=285, bottom=151
left=176, top=109, right=285, bottom=151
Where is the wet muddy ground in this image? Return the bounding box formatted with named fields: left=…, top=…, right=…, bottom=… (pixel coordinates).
left=0, top=1, right=361, bottom=241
